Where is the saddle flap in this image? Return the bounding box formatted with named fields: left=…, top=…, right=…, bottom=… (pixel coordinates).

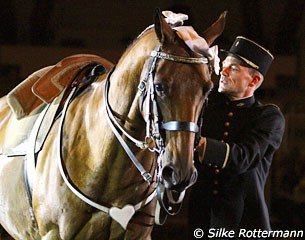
left=6, top=66, right=52, bottom=119
left=2, top=90, right=64, bottom=156
left=2, top=103, right=47, bottom=156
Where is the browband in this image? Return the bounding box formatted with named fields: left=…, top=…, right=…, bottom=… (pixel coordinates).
left=151, top=50, right=208, bottom=64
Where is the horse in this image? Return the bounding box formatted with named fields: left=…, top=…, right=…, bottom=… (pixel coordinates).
left=0, top=9, right=226, bottom=240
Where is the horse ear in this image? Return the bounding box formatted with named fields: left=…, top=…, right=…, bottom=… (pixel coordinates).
left=202, top=11, right=227, bottom=46
left=154, top=8, right=175, bottom=45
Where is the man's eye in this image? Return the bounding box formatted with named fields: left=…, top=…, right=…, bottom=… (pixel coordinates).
left=231, top=65, right=239, bottom=71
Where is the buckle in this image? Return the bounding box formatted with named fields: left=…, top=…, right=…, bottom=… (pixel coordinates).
left=138, top=81, right=147, bottom=92
left=142, top=172, right=153, bottom=184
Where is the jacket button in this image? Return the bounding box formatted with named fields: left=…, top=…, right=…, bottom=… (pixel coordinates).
left=215, top=169, right=220, bottom=174
left=224, top=122, right=230, bottom=127
left=227, top=112, right=234, bottom=117
left=214, top=180, right=219, bottom=185
left=213, top=190, right=219, bottom=195
left=223, top=131, right=229, bottom=137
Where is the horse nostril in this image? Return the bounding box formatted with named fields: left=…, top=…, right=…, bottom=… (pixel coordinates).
left=161, top=165, right=178, bottom=185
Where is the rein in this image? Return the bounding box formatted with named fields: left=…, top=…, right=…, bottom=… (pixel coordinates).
left=56, top=66, right=157, bottom=229
left=104, top=67, right=153, bottom=183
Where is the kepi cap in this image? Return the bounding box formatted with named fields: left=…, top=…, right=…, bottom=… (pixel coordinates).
left=222, top=36, right=274, bottom=76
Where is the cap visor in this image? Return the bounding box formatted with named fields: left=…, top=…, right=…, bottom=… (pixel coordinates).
left=219, top=50, right=253, bottom=68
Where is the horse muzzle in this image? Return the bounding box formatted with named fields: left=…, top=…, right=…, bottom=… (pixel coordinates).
left=161, top=163, right=198, bottom=192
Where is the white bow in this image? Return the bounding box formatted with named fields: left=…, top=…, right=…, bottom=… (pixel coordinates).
left=159, top=11, right=221, bottom=75
left=208, top=45, right=220, bottom=75
left=174, top=25, right=220, bottom=75
left=162, top=10, right=188, bottom=26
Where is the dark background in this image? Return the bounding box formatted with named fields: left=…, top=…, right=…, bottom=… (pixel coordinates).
left=0, top=1, right=304, bottom=239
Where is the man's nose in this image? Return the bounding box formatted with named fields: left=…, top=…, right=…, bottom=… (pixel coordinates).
left=221, top=66, right=230, bottom=76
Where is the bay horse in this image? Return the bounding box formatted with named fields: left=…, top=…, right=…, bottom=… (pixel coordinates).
left=0, top=9, right=225, bottom=240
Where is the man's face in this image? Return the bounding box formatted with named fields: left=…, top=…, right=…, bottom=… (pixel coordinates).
left=218, top=56, right=254, bottom=100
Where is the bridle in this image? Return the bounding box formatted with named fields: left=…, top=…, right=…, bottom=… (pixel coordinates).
left=104, top=46, right=210, bottom=220
left=56, top=46, right=211, bottom=228
left=105, top=46, right=209, bottom=180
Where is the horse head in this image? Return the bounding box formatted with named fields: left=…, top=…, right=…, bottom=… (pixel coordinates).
left=146, top=10, right=226, bottom=193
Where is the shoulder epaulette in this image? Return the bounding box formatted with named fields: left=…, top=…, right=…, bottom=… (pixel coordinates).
left=257, top=102, right=281, bottom=111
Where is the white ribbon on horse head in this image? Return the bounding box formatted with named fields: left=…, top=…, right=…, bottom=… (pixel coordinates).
left=138, top=10, right=188, bottom=39
left=174, top=26, right=220, bottom=75
left=162, top=10, right=188, bottom=26
left=208, top=45, right=220, bottom=75
left=139, top=11, right=220, bottom=75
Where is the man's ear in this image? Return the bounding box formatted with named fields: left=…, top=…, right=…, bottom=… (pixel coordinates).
left=249, top=74, right=261, bottom=87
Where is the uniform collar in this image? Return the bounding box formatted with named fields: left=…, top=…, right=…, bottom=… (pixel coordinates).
left=225, top=95, right=255, bottom=108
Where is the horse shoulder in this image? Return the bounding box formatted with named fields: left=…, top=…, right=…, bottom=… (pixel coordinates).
left=0, top=97, right=12, bottom=148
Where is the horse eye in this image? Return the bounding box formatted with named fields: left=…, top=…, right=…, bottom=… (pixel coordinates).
left=154, top=83, right=164, bottom=92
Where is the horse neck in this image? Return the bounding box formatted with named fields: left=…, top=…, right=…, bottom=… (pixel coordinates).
left=107, top=32, right=157, bottom=136
left=69, top=34, right=158, bottom=196
left=57, top=33, right=158, bottom=206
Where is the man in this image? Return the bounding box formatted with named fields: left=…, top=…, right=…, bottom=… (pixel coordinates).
left=188, top=36, right=285, bottom=237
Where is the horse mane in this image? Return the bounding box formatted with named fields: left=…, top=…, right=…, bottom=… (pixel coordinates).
left=107, top=27, right=158, bottom=91
left=117, top=28, right=157, bottom=67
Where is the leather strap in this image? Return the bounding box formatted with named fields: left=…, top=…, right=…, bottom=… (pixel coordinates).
left=57, top=87, right=112, bottom=213
left=151, top=50, right=208, bottom=64
left=56, top=71, right=157, bottom=227
left=161, top=121, right=199, bottom=133
left=104, top=69, right=153, bottom=183
left=25, top=104, right=51, bottom=196
left=24, top=88, right=67, bottom=200
left=155, top=185, right=183, bottom=225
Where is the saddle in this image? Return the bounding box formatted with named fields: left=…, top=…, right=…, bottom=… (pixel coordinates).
left=3, top=54, right=113, bottom=156
left=7, top=54, right=113, bottom=119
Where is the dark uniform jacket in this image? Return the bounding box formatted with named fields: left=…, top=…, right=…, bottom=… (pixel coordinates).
left=189, top=90, right=285, bottom=234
